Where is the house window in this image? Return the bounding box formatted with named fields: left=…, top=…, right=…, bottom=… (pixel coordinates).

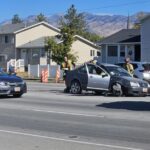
left=40, top=48, right=45, bottom=57
left=0, top=55, right=7, bottom=62
left=5, top=35, right=9, bottom=43
left=97, top=51, right=101, bottom=56
left=11, top=37, right=15, bottom=44
left=90, top=50, right=95, bottom=56
left=120, top=45, right=125, bottom=57
left=108, top=46, right=117, bottom=56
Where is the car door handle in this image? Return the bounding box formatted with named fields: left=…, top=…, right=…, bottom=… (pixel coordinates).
left=90, top=76, right=93, bottom=78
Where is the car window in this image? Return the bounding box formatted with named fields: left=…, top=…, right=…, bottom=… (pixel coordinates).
left=117, top=63, right=138, bottom=70
left=87, top=64, right=105, bottom=76
left=142, top=63, right=150, bottom=71
left=0, top=71, right=8, bottom=76
left=78, top=65, right=87, bottom=74
left=105, top=66, right=131, bottom=77
left=116, top=63, right=124, bottom=67
left=131, top=63, right=138, bottom=70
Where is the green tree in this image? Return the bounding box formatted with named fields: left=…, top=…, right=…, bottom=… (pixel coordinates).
left=45, top=5, right=101, bottom=64
left=133, top=12, right=147, bottom=29
left=81, top=32, right=103, bottom=42
left=60, top=4, right=86, bottom=35
left=46, top=5, right=84, bottom=64
left=35, top=13, right=47, bottom=22
left=12, top=14, right=22, bottom=24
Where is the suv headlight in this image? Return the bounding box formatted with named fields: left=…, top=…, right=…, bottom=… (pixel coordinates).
left=130, top=82, right=140, bottom=87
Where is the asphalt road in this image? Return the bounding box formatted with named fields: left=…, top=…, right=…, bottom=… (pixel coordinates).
left=0, top=82, right=150, bottom=150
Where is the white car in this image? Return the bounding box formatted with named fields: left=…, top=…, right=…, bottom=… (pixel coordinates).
left=116, top=62, right=150, bottom=83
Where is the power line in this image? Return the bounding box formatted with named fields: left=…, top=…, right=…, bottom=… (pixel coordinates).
left=78, top=0, right=150, bottom=12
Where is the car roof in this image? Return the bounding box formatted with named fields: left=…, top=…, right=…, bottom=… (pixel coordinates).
left=97, top=63, right=119, bottom=67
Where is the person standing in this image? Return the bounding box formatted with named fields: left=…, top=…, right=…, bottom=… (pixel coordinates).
left=123, top=57, right=134, bottom=76
left=61, top=56, right=75, bottom=79
left=61, top=56, right=75, bottom=93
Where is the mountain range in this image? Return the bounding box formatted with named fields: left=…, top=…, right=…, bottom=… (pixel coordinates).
left=0, top=12, right=149, bottom=37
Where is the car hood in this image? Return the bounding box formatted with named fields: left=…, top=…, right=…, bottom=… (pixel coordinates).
left=0, top=75, right=23, bottom=83
left=119, top=76, right=147, bottom=83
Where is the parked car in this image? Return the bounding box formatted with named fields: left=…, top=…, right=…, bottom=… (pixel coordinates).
left=116, top=62, right=150, bottom=83
left=65, top=63, right=150, bottom=96
left=0, top=70, right=27, bottom=97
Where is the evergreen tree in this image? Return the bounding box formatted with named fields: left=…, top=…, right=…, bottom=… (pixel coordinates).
left=12, top=14, right=22, bottom=24
left=35, top=13, right=47, bottom=22
left=45, top=5, right=101, bottom=64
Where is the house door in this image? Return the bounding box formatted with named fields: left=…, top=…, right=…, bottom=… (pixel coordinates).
left=21, top=49, right=28, bottom=66
left=134, top=45, right=141, bottom=61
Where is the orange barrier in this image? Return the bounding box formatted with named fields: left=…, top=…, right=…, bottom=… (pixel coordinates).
left=41, top=69, right=48, bottom=83
left=55, top=67, right=60, bottom=83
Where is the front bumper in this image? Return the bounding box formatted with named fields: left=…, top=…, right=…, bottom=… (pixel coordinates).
left=127, top=87, right=148, bottom=96
left=0, top=86, right=11, bottom=95
left=9, top=83, right=27, bottom=95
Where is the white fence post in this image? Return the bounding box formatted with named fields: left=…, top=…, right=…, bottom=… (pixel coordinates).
left=37, top=64, right=40, bottom=78
left=47, top=64, right=50, bottom=78
left=28, top=64, right=30, bottom=77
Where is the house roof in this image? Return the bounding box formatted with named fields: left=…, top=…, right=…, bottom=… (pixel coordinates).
left=120, top=35, right=140, bottom=43
left=0, top=23, right=26, bottom=34
left=17, top=37, right=46, bottom=48
left=98, top=29, right=140, bottom=45
left=74, top=35, right=99, bottom=49
left=0, top=21, right=60, bottom=34
left=17, top=35, right=99, bottom=49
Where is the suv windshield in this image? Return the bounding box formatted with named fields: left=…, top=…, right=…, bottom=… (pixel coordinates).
left=105, top=66, right=131, bottom=77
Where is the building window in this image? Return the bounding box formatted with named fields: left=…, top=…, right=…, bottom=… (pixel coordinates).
left=90, top=50, right=95, bottom=56
left=5, top=35, right=9, bottom=43
left=108, top=46, right=117, bottom=56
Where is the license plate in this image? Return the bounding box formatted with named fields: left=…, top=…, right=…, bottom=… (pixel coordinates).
left=14, top=87, right=20, bottom=92
left=143, top=88, right=148, bottom=93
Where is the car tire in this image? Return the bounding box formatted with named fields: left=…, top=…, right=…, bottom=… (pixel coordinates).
left=13, top=93, right=22, bottom=98
left=112, top=83, right=123, bottom=96
left=70, top=80, right=82, bottom=94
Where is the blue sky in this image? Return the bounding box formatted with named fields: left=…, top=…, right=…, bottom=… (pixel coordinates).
left=0, top=0, right=150, bottom=22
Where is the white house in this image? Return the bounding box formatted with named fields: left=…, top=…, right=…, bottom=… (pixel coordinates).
left=98, top=29, right=141, bottom=64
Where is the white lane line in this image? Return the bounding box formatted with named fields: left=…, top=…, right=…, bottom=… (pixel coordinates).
left=31, top=109, right=104, bottom=118
left=0, top=129, right=142, bottom=150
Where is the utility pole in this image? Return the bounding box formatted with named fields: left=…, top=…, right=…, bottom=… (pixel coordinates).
left=127, top=14, right=130, bottom=29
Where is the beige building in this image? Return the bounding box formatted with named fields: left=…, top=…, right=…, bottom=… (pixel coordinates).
left=0, top=21, right=100, bottom=69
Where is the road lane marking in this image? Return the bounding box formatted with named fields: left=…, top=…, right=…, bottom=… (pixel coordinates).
left=0, top=129, right=142, bottom=150
left=31, top=109, right=104, bottom=118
